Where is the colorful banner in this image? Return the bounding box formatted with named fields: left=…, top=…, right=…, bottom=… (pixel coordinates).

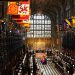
left=72, top=18, right=75, bottom=27
left=7, top=1, right=30, bottom=28
left=7, top=2, right=18, bottom=15
left=12, top=15, right=29, bottom=20
left=65, top=19, right=72, bottom=27
left=64, top=19, right=72, bottom=30
left=7, top=1, right=30, bottom=15
left=18, top=2, right=29, bottom=15
left=63, top=16, right=75, bottom=31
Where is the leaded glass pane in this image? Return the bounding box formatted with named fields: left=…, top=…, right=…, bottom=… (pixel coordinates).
left=41, top=20, right=44, bottom=24
left=41, top=15, right=44, bottom=19
left=45, top=20, right=47, bottom=24
left=37, top=20, right=41, bottom=24
left=41, top=25, right=44, bottom=30
left=34, top=15, right=37, bottom=19
left=37, top=31, right=41, bottom=34
left=34, top=20, right=37, bottom=24
left=48, top=20, right=51, bottom=24
left=37, top=16, right=41, bottom=19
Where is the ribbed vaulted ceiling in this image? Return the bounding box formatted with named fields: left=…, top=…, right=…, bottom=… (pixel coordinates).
left=30, top=0, right=66, bottom=19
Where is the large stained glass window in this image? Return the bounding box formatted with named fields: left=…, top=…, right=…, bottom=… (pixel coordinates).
left=27, top=13, right=51, bottom=38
